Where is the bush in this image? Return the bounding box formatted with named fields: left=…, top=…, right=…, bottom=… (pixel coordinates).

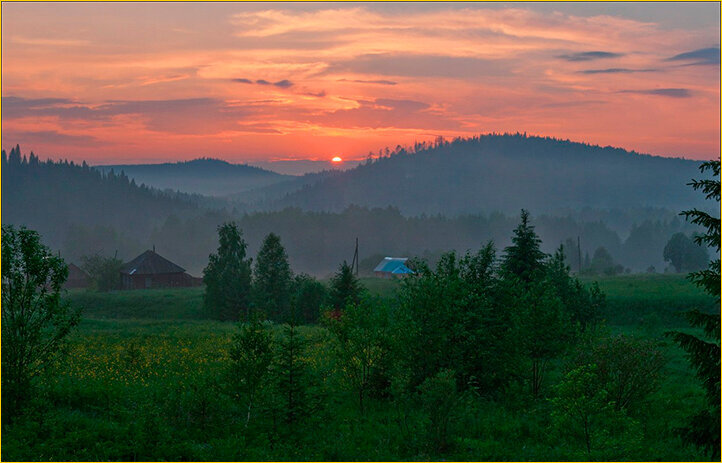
left=2, top=226, right=80, bottom=420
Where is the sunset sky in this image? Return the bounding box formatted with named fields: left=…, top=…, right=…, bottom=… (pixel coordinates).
left=2, top=2, right=720, bottom=164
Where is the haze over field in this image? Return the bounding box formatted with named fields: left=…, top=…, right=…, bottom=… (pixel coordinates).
left=1, top=2, right=720, bottom=164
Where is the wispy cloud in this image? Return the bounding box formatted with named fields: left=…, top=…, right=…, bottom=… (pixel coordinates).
left=557, top=51, right=624, bottom=62
left=620, top=88, right=692, bottom=98
left=666, top=47, right=720, bottom=66
left=233, top=78, right=294, bottom=88
left=580, top=68, right=658, bottom=74
left=337, top=78, right=398, bottom=85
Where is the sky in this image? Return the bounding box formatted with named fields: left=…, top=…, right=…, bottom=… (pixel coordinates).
left=1, top=2, right=720, bottom=164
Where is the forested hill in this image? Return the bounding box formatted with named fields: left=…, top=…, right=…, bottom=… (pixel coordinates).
left=262, top=134, right=708, bottom=215
left=98, top=158, right=292, bottom=197
left=1, top=145, right=200, bottom=256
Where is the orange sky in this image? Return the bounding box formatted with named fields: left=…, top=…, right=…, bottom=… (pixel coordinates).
left=1, top=2, right=720, bottom=164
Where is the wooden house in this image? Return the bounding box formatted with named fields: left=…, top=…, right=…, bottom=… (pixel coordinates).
left=120, top=250, right=201, bottom=290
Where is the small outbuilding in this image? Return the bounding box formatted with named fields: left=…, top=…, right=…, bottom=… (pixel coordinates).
left=64, top=263, right=90, bottom=289
left=120, top=249, right=201, bottom=290
left=373, top=257, right=415, bottom=278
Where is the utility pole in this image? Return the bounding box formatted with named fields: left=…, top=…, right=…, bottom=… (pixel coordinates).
left=351, top=237, right=359, bottom=276
left=577, top=235, right=582, bottom=274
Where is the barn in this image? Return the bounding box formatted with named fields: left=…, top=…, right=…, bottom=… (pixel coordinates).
left=120, top=249, right=201, bottom=290
left=373, top=257, right=415, bottom=278
left=65, top=263, right=90, bottom=289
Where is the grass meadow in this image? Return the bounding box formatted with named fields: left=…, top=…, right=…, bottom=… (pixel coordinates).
left=2, top=273, right=716, bottom=461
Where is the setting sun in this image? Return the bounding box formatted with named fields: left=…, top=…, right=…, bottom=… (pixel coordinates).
left=331, top=156, right=343, bottom=163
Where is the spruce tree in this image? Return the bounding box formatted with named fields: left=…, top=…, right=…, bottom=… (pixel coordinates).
left=328, top=260, right=363, bottom=310
left=203, top=222, right=252, bottom=321
left=253, top=233, right=293, bottom=322
left=276, top=322, right=308, bottom=426
left=501, top=209, right=546, bottom=283
left=667, top=160, right=720, bottom=459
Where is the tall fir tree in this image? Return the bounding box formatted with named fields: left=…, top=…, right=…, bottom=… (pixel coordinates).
left=253, top=233, right=293, bottom=322
left=667, top=160, right=720, bottom=459
left=203, top=222, right=252, bottom=321
left=328, top=260, right=363, bottom=310
left=501, top=209, right=547, bottom=283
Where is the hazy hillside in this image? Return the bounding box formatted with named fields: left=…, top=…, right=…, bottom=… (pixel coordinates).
left=1, top=145, right=201, bottom=259
left=98, top=158, right=291, bottom=197
left=230, top=169, right=340, bottom=207
left=258, top=134, right=708, bottom=216
left=1, top=141, right=710, bottom=275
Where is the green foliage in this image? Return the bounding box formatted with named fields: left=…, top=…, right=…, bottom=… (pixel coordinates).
left=0, top=213, right=714, bottom=460
left=663, top=232, right=709, bottom=273
left=290, top=274, right=327, bottom=324
left=396, top=245, right=516, bottom=393
left=546, top=245, right=604, bottom=330
left=0, top=282, right=710, bottom=461
left=226, top=319, right=274, bottom=428
left=253, top=233, right=293, bottom=322
left=680, top=160, right=721, bottom=299
left=203, top=222, right=252, bottom=321
left=501, top=209, right=546, bottom=283
left=80, top=253, right=123, bottom=291
left=415, top=369, right=464, bottom=455
left=551, top=364, right=642, bottom=459
left=667, top=160, right=721, bottom=459
left=325, top=296, right=393, bottom=413
left=570, top=333, right=666, bottom=413
left=507, top=280, right=572, bottom=397
left=327, top=260, right=363, bottom=310
left=588, top=246, right=624, bottom=276
left=274, top=322, right=313, bottom=426
left=1, top=225, right=81, bottom=420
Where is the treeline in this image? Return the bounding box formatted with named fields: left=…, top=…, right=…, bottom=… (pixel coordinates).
left=51, top=206, right=702, bottom=277
left=2, top=144, right=704, bottom=276
left=148, top=206, right=698, bottom=276
left=1, top=145, right=202, bottom=253
left=263, top=133, right=706, bottom=216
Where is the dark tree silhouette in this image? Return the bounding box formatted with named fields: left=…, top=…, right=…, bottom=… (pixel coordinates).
left=2, top=226, right=80, bottom=420
left=501, top=209, right=546, bottom=283
left=667, top=160, right=720, bottom=459
left=328, top=261, right=363, bottom=311
left=203, top=222, right=253, bottom=321
left=253, top=233, right=293, bottom=322
left=663, top=232, right=709, bottom=273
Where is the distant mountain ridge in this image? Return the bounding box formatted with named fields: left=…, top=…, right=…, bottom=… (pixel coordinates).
left=240, top=134, right=710, bottom=216
left=1, top=145, right=199, bottom=257
left=97, top=158, right=292, bottom=197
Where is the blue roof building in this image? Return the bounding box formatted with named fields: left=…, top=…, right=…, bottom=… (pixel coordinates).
left=373, top=257, right=415, bottom=278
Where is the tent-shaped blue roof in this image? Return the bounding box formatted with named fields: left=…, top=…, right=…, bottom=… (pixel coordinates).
left=374, top=257, right=414, bottom=274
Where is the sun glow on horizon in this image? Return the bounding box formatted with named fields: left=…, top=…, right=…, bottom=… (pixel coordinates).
left=1, top=3, right=718, bottom=162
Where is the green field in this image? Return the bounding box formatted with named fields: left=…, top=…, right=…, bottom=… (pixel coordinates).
left=3, top=273, right=716, bottom=461
left=65, top=273, right=714, bottom=328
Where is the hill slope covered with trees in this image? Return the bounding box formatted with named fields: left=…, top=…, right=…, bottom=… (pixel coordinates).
left=249, top=134, right=707, bottom=216
left=1, top=145, right=200, bottom=259
left=98, top=158, right=291, bottom=197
